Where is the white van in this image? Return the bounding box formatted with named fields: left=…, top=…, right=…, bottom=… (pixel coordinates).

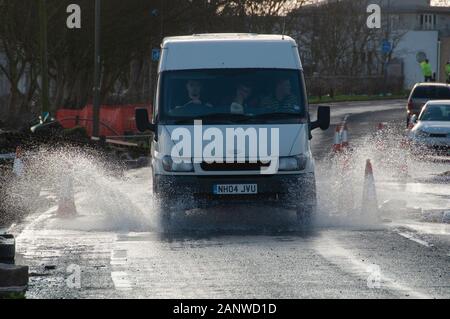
left=136, top=34, right=330, bottom=225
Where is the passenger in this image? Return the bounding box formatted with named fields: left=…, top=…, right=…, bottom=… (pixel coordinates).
left=176, top=80, right=213, bottom=111
left=230, top=83, right=253, bottom=114
left=261, top=78, right=299, bottom=111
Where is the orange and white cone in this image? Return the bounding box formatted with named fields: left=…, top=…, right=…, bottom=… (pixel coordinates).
left=57, top=172, right=77, bottom=217
left=362, top=159, right=379, bottom=221
left=332, top=125, right=342, bottom=153
left=12, top=146, right=25, bottom=177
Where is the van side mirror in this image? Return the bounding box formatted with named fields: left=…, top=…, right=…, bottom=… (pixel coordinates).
left=136, top=108, right=155, bottom=133
left=311, top=106, right=330, bottom=131
left=410, top=114, right=418, bottom=124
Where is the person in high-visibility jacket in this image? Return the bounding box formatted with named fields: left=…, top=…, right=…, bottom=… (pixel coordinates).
left=445, top=61, right=450, bottom=84
left=420, top=59, right=433, bottom=82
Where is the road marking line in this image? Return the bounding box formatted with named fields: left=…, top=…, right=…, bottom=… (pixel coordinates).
left=110, top=236, right=133, bottom=291
left=314, top=236, right=432, bottom=299
left=391, top=221, right=450, bottom=236
left=397, top=231, right=434, bottom=248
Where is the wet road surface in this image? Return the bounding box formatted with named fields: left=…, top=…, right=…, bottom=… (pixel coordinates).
left=7, top=99, right=450, bottom=299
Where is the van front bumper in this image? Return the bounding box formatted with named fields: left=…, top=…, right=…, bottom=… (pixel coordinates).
left=154, top=173, right=316, bottom=207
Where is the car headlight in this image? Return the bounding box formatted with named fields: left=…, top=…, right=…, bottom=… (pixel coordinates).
left=278, top=155, right=308, bottom=171
left=162, top=155, right=194, bottom=172
left=415, top=130, right=430, bottom=138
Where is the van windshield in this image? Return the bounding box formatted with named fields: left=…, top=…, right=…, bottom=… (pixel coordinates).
left=159, top=69, right=307, bottom=124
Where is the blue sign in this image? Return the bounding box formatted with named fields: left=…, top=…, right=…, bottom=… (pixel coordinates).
left=382, top=40, right=392, bottom=54
left=152, top=48, right=161, bottom=62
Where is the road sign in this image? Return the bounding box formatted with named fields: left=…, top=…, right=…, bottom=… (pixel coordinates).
left=152, top=48, right=160, bottom=62
left=382, top=40, right=392, bottom=54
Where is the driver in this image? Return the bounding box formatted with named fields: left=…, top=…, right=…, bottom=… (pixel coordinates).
left=176, top=80, right=213, bottom=111
left=261, top=78, right=299, bottom=111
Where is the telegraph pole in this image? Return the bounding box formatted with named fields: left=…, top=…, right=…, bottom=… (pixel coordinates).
left=93, top=0, right=102, bottom=138
left=39, top=0, right=49, bottom=115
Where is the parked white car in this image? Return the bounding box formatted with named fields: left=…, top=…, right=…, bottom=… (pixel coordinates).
left=409, top=100, right=450, bottom=155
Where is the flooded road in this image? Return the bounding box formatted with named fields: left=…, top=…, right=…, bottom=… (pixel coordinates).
left=6, top=100, right=450, bottom=299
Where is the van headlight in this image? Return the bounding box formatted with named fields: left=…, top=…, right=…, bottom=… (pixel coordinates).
left=278, top=155, right=308, bottom=171
left=162, top=156, right=194, bottom=172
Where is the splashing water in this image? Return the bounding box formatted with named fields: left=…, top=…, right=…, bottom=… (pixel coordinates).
left=2, top=122, right=448, bottom=234
left=3, top=146, right=156, bottom=232
left=316, top=121, right=450, bottom=227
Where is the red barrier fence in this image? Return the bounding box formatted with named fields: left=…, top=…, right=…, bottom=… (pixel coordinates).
left=56, top=104, right=152, bottom=137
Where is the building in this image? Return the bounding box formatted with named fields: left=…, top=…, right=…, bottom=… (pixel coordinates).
left=375, top=0, right=450, bottom=87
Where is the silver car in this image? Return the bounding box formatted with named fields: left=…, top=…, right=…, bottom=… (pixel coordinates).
left=406, top=83, right=450, bottom=127
left=409, top=100, right=450, bottom=155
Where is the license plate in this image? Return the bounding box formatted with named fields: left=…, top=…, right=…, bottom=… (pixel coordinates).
left=213, top=184, right=258, bottom=195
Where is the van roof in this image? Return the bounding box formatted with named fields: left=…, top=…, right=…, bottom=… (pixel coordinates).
left=162, top=33, right=294, bottom=44
left=160, top=33, right=302, bottom=72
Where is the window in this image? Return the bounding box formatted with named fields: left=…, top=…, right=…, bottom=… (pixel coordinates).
left=159, top=69, right=308, bottom=124
left=419, top=14, right=436, bottom=30
left=419, top=105, right=450, bottom=121
left=413, top=86, right=450, bottom=99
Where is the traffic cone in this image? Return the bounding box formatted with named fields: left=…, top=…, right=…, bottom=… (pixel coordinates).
left=57, top=172, right=77, bottom=217
left=332, top=125, right=342, bottom=153
left=362, top=160, right=379, bottom=221
left=12, top=146, right=25, bottom=177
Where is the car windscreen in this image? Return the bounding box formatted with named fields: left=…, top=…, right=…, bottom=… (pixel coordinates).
left=419, top=105, right=450, bottom=121
left=159, top=69, right=307, bottom=124
left=412, top=86, right=450, bottom=100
